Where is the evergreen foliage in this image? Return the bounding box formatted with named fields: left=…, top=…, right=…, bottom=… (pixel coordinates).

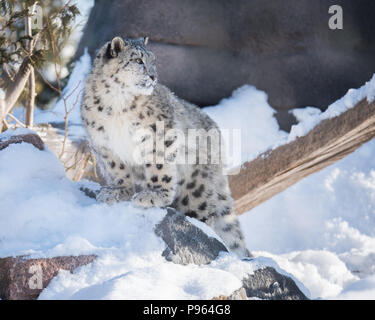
left=0, top=0, right=80, bottom=105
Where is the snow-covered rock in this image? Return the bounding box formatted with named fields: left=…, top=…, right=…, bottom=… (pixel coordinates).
left=0, top=129, right=308, bottom=300
left=0, top=128, right=44, bottom=151
left=0, top=255, right=96, bottom=300
left=155, top=208, right=228, bottom=265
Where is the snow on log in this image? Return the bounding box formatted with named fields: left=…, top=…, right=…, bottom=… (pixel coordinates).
left=230, top=98, right=375, bottom=214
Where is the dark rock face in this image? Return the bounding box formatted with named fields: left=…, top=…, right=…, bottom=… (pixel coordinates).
left=77, top=0, right=375, bottom=111
left=0, top=255, right=96, bottom=300
left=243, top=267, right=308, bottom=300
left=155, top=208, right=228, bottom=265
left=155, top=208, right=308, bottom=300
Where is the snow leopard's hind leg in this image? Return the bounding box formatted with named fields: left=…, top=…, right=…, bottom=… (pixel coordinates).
left=206, top=211, right=252, bottom=258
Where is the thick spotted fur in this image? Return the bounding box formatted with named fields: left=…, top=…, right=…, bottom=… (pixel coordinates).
left=82, top=36, right=251, bottom=257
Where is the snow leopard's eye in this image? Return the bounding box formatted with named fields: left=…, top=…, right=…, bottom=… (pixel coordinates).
left=135, top=58, right=144, bottom=65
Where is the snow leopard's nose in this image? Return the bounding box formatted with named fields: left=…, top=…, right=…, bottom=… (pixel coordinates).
left=150, top=75, right=155, bottom=81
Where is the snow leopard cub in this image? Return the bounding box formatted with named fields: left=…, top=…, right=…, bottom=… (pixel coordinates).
left=81, top=36, right=250, bottom=257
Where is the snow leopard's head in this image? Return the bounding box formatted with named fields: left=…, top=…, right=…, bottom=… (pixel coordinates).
left=94, top=36, right=157, bottom=96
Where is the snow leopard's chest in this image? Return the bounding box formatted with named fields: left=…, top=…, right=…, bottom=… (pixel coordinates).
left=103, top=114, right=137, bottom=165
left=92, top=93, right=141, bottom=166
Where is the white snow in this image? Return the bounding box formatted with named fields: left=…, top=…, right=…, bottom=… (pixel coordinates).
left=204, top=85, right=288, bottom=167
left=239, top=130, right=375, bottom=299
left=334, top=276, right=375, bottom=300
left=287, top=74, right=375, bottom=142
left=40, top=255, right=243, bottom=300
left=1, top=130, right=294, bottom=300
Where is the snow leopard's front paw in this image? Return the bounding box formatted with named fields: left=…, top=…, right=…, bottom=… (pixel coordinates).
left=96, top=187, right=133, bottom=205
left=131, top=190, right=170, bottom=208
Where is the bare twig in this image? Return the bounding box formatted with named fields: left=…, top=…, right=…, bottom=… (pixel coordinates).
left=64, top=80, right=82, bottom=103
left=37, top=21, right=83, bottom=160
left=35, top=69, right=61, bottom=94
left=59, top=84, right=82, bottom=159
left=38, top=49, right=83, bottom=160
left=6, top=113, right=26, bottom=128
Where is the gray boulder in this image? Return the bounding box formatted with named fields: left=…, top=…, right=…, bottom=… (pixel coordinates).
left=155, top=208, right=308, bottom=300
left=243, top=267, right=308, bottom=300
left=155, top=208, right=228, bottom=265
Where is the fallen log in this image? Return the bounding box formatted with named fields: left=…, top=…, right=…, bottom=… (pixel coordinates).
left=230, top=98, right=375, bottom=214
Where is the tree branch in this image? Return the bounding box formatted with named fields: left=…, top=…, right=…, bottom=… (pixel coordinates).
left=4, top=56, right=33, bottom=115
left=25, top=2, right=38, bottom=128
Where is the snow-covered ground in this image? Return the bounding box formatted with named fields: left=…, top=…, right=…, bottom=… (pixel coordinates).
left=0, top=131, right=308, bottom=299
left=2, top=50, right=375, bottom=299
left=239, top=138, right=375, bottom=299
left=210, top=75, right=375, bottom=299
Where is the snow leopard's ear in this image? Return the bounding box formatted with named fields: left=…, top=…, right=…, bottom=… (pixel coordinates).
left=143, top=37, right=149, bottom=46
left=106, top=37, right=125, bottom=59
